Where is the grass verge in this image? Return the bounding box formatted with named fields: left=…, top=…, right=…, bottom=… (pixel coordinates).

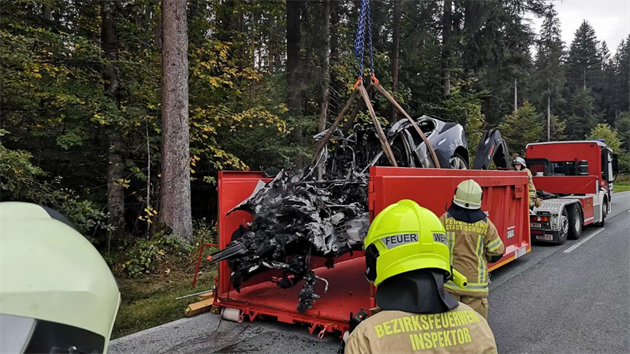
left=614, top=183, right=630, bottom=193
left=112, top=269, right=216, bottom=339
left=614, top=174, right=629, bottom=193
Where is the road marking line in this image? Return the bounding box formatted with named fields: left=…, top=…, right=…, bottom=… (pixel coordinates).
left=564, top=228, right=606, bottom=253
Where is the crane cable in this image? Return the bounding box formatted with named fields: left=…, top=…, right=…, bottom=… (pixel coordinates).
left=313, top=0, right=441, bottom=169
left=353, top=0, right=374, bottom=84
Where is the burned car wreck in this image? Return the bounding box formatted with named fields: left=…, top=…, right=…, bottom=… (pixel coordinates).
left=322, top=114, right=471, bottom=177
left=210, top=115, right=505, bottom=313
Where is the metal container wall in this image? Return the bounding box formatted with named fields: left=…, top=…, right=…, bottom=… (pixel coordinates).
left=215, top=168, right=531, bottom=333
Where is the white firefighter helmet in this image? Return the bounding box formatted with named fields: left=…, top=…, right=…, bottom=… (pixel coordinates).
left=453, top=179, right=483, bottom=210
left=0, top=202, right=120, bottom=354
left=513, top=157, right=526, bottom=167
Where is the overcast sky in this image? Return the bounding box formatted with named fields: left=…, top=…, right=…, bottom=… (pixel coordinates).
left=528, top=0, right=630, bottom=53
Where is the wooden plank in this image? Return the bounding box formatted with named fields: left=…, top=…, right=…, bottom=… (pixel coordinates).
left=197, top=291, right=214, bottom=300
left=184, top=299, right=214, bottom=318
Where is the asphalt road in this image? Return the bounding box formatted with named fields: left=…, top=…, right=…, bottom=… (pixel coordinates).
left=109, top=192, right=630, bottom=354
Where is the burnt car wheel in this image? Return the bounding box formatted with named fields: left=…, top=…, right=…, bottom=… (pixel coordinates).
left=449, top=153, right=468, bottom=170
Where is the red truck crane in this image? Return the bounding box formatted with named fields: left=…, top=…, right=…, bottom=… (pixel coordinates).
left=526, top=140, right=619, bottom=244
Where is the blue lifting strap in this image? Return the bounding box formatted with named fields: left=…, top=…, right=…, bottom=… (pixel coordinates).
left=353, top=0, right=374, bottom=80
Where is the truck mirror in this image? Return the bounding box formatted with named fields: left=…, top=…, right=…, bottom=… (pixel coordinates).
left=612, top=154, right=619, bottom=180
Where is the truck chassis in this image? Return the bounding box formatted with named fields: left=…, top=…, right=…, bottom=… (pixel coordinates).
left=530, top=191, right=609, bottom=244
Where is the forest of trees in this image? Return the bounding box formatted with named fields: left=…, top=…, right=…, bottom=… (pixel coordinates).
left=2, top=0, right=629, bottom=254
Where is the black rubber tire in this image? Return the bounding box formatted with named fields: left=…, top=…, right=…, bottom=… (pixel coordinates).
left=557, top=208, right=569, bottom=245
left=568, top=204, right=583, bottom=239
left=596, top=200, right=607, bottom=227
left=450, top=153, right=469, bottom=170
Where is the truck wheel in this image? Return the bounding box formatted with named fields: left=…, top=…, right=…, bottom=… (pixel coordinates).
left=557, top=208, right=569, bottom=245
left=568, top=204, right=583, bottom=239
left=596, top=201, right=607, bottom=227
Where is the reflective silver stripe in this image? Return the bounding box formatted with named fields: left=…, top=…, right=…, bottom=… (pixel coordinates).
left=476, top=235, right=484, bottom=283
left=487, top=238, right=503, bottom=252
left=447, top=231, right=455, bottom=262
left=466, top=284, right=489, bottom=290
left=445, top=281, right=461, bottom=289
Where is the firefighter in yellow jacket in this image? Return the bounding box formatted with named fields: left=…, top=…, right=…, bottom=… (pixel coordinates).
left=514, top=157, right=537, bottom=208
left=345, top=199, right=498, bottom=354
left=440, top=180, right=505, bottom=320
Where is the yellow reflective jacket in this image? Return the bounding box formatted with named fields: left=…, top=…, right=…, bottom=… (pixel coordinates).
left=439, top=213, right=505, bottom=298
left=524, top=168, right=536, bottom=198
left=345, top=303, right=498, bottom=354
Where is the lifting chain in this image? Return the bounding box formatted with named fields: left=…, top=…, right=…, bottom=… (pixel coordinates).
left=353, top=0, right=374, bottom=81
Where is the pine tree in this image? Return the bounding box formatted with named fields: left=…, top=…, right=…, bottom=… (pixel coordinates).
left=616, top=112, right=630, bottom=151
left=533, top=4, right=566, bottom=128
left=592, top=41, right=614, bottom=121
left=545, top=114, right=567, bottom=141
left=598, top=41, right=617, bottom=124
left=614, top=37, right=630, bottom=114
left=566, top=88, right=599, bottom=139
left=458, top=0, right=540, bottom=125
left=567, top=21, right=600, bottom=91
left=499, top=102, right=544, bottom=155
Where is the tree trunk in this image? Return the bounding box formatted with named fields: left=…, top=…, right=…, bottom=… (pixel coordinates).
left=390, top=0, right=401, bottom=121
left=43, top=4, right=51, bottom=21
left=238, top=9, right=244, bottom=72
left=159, top=0, right=193, bottom=242
left=441, top=0, right=452, bottom=96
left=318, top=0, right=331, bottom=133
left=153, top=4, right=162, bottom=49
left=101, top=1, right=126, bottom=246
left=303, top=2, right=311, bottom=82
left=371, top=1, right=380, bottom=58
left=514, top=79, right=518, bottom=112
left=287, top=0, right=302, bottom=113
left=287, top=0, right=304, bottom=167
left=547, top=81, right=551, bottom=141
left=329, top=0, right=340, bottom=113
left=583, top=67, right=586, bottom=90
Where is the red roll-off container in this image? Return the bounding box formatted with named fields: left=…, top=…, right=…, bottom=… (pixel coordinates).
left=214, top=167, right=530, bottom=334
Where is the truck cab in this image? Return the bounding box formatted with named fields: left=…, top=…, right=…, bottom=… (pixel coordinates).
left=525, top=141, right=619, bottom=244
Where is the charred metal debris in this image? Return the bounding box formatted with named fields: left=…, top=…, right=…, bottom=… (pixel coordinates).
left=210, top=164, right=370, bottom=313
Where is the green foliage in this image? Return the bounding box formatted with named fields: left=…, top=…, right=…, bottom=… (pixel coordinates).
left=567, top=21, right=601, bottom=90
left=587, top=123, right=622, bottom=152
left=118, top=218, right=218, bottom=277
left=192, top=218, right=218, bottom=246
left=120, top=236, right=193, bottom=278
left=544, top=114, right=568, bottom=141
left=499, top=102, right=544, bottom=155
left=0, top=139, right=109, bottom=236
left=616, top=112, right=630, bottom=151
left=55, top=193, right=110, bottom=238
left=618, top=155, right=630, bottom=174
left=0, top=138, right=44, bottom=197
left=566, top=88, right=599, bottom=139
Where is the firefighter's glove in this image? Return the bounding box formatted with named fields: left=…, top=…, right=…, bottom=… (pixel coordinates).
left=487, top=254, right=503, bottom=263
